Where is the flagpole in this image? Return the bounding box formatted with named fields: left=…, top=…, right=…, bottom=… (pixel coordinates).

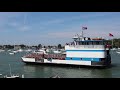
left=109, top=33, right=114, bottom=49
left=112, top=38, right=113, bottom=49
left=82, top=30, right=83, bottom=37
left=82, top=27, right=87, bottom=37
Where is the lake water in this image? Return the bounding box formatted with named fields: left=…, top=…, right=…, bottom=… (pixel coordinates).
left=0, top=50, right=120, bottom=78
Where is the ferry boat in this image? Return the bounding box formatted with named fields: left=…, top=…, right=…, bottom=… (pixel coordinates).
left=21, top=32, right=111, bottom=67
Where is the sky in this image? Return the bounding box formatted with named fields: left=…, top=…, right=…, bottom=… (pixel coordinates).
left=0, top=12, right=120, bottom=46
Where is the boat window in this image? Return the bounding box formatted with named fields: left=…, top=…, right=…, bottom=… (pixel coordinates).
left=79, top=42, right=82, bottom=45
left=92, top=41, right=104, bottom=45
left=96, top=41, right=99, bottom=45
left=100, top=41, right=104, bottom=45
left=89, top=41, right=93, bottom=45
left=80, top=41, right=90, bottom=45
left=92, top=41, right=95, bottom=45
left=102, top=41, right=104, bottom=45
left=84, top=42, right=86, bottom=45
left=77, top=40, right=105, bottom=45
left=99, top=41, right=101, bottom=45
left=82, top=42, right=84, bottom=45
left=86, top=42, right=88, bottom=45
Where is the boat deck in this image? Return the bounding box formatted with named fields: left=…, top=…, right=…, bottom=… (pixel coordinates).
left=24, top=53, right=66, bottom=60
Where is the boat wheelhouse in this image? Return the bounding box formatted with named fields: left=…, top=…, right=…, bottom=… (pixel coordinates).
left=65, top=35, right=111, bottom=66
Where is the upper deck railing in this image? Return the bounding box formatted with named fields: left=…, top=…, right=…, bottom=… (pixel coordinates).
left=65, top=45, right=105, bottom=49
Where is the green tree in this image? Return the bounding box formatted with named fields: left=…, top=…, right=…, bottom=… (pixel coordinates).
left=38, top=44, right=42, bottom=49
left=19, top=44, right=26, bottom=49
left=58, top=44, right=62, bottom=49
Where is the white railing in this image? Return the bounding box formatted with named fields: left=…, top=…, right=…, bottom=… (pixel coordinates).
left=65, top=45, right=105, bottom=49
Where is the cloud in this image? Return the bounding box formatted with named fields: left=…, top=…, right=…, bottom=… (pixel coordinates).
left=0, top=12, right=120, bottom=45
left=36, top=19, right=120, bottom=40
left=47, top=32, right=74, bottom=38
left=41, top=19, right=65, bottom=25
left=0, top=12, right=24, bottom=31
left=0, top=12, right=116, bottom=32
left=38, top=12, right=115, bottom=26
left=18, top=26, right=30, bottom=32
left=9, top=22, right=20, bottom=27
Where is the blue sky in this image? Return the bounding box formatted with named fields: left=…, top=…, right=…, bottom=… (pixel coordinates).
left=0, top=12, right=120, bottom=45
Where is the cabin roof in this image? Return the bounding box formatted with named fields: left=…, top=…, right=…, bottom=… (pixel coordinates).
left=78, top=40, right=104, bottom=42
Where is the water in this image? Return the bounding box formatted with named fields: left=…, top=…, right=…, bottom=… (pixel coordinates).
left=0, top=51, right=120, bottom=78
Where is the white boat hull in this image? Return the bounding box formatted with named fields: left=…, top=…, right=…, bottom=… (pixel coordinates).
left=22, top=57, right=35, bottom=62
left=116, top=52, right=120, bottom=54
left=22, top=57, right=91, bottom=65
left=9, top=53, right=15, bottom=55
left=21, top=57, right=110, bottom=67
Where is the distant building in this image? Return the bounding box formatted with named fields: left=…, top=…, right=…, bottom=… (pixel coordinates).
left=14, top=45, right=21, bottom=50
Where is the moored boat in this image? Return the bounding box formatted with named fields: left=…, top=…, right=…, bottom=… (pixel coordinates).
left=9, top=52, right=15, bottom=55
left=116, top=51, right=120, bottom=54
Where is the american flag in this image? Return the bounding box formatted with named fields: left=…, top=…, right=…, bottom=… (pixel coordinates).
left=109, top=33, right=114, bottom=37
left=82, top=27, right=87, bottom=30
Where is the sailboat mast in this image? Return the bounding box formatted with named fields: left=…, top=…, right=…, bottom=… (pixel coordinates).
left=9, top=64, right=12, bottom=76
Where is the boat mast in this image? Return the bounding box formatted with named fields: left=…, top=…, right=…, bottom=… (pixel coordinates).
left=81, top=26, right=87, bottom=37
left=9, top=64, right=12, bottom=76
left=77, top=34, right=80, bottom=41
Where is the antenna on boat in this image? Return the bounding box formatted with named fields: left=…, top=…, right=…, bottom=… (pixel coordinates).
left=82, top=30, right=83, bottom=37
left=76, top=34, right=80, bottom=41
left=81, top=26, right=87, bottom=37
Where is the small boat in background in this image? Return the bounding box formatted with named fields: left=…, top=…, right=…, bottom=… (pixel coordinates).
left=116, top=48, right=120, bottom=54
left=111, top=48, right=117, bottom=51
left=9, top=52, right=15, bottom=55
left=4, top=74, right=20, bottom=78
left=8, top=50, right=12, bottom=52
left=4, top=74, right=24, bottom=78
left=0, top=49, right=5, bottom=52
left=17, top=49, right=24, bottom=52
left=25, top=49, right=32, bottom=52
left=9, top=50, right=18, bottom=55
left=12, top=50, right=18, bottom=53
left=116, top=51, right=120, bottom=54
left=4, top=64, right=24, bottom=78
left=49, top=75, right=61, bottom=78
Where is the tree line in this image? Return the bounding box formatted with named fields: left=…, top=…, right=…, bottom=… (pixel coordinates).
left=0, top=44, right=64, bottom=49
left=0, top=38, right=120, bottom=49
left=106, top=38, right=120, bottom=48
